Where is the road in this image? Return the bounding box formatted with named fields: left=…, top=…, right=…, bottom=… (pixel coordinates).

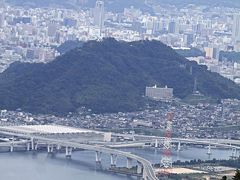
left=0, top=130, right=158, bottom=180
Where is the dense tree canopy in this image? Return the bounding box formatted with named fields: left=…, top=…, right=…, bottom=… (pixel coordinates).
left=56, top=40, right=84, bottom=55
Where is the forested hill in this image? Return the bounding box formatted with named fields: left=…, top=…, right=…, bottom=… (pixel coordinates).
left=0, top=38, right=239, bottom=115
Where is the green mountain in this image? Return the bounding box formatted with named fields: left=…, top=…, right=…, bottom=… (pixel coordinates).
left=56, top=40, right=84, bottom=55
left=0, top=38, right=239, bottom=115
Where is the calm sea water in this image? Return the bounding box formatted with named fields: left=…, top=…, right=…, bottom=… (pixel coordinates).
left=0, top=147, right=232, bottom=180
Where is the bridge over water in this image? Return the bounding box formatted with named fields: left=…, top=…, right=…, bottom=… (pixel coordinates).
left=0, top=126, right=158, bottom=180
left=0, top=125, right=240, bottom=180
left=111, top=133, right=240, bottom=157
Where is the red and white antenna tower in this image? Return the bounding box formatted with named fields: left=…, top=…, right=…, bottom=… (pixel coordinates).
left=161, top=112, right=174, bottom=173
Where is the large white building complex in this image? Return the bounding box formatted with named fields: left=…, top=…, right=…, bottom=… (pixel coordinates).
left=0, top=125, right=112, bottom=142
left=145, top=85, right=173, bottom=100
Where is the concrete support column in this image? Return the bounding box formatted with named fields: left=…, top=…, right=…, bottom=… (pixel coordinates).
left=51, top=145, right=54, bottom=153
left=95, top=151, right=102, bottom=163
left=65, top=147, right=72, bottom=157
left=10, top=138, right=14, bottom=152
left=177, top=141, right=181, bottom=152
left=27, top=143, right=30, bottom=151
left=207, top=144, right=212, bottom=155
left=155, top=139, right=158, bottom=148
left=47, top=144, right=50, bottom=153
left=35, top=142, right=38, bottom=151
left=31, top=137, right=35, bottom=150
left=110, top=154, right=117, bottom=167
left=127, top=157, right=133, bottom=169
left=47, top=144, right=54, bottom=153
left=137, top=161, right=142, bottom=174
left=57, top=144, right=61, bottom=151
left=142, top=168, right=148, bottom=180
left=10, top=144, right=14, bottom=152
left=65, top=147, right=69, bottom=157
left=232, top=148, right=237, bottom=158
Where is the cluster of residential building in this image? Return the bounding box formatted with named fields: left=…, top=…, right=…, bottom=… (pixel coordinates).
left=1, top=98, right=239, bottom=140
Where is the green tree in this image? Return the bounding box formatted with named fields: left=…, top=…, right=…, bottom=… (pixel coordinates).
left=233, top=169, right=240, bottom=180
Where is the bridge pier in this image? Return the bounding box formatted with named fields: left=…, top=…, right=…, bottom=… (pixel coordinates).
left=65, top=147, right=72, bottom=158
left=177, top=141, right=181, bottom=152
left=231, top=148, right=237, bottom=159
left=142, top=168, right=148, bottom=180
left=47, top=144, right=50, bottom=153
left=137, top=161, right=142, bottom=174
left=27, top=142, right=30, bottom=151
left=10, top=138, right=14, bottom=152
left=35, top=143, right=38, bottom=151
left=31, top=138, right=38, bottom=151
left=31, top=137, right=35, bottom=150
left=154, top=139, right=158, bottom=148
left=127, top=157, right=133, bottom=169
left=95, top=151, right=102, bottom=163
left=207, top=144, right=212, bottom=155
left=47, top=144, right=54, bottom=153
left=10, top=144, right=14, bottom=152
left=110, top=154, right=117, bottom=167
left=57, top=144, right=61, bottom=151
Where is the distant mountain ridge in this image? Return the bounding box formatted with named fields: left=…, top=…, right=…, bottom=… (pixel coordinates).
left=6, top=0, right=240, bottom=10
left=6, top=0, right=151, bottom=13
left=0, top=38, right=239, bottom=115
left=150, top=0, right=240, bottom=8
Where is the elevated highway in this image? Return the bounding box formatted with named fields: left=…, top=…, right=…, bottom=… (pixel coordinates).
left=0, top=125, right=240, bottom=179
left=0, top=128, right=158, bottom=180
left=114, top=133, right=240, bottom=150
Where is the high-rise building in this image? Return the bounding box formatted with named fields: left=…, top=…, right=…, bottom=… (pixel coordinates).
left=232, top=14, right=240, bottom=42
left=168, top=20, right=179, bottom=34
left=93, top=0, right=105, bottom=31
left=184, top=33, right=194, bottom=47
left=204, top=47, right=219, bottom=59
left=145, top=17, right=159, bottom=35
